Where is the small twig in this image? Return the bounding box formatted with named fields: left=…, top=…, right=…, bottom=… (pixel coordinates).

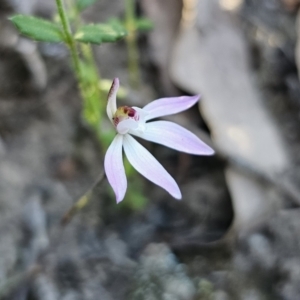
left=0, top=265, right=41, bottom=299
left=61, top=171, right=106, bottom=226
left=0, top=171, right=106, bottom=298
left=38, top=171, right=106, bottom=262
left=35, top=171, right=106, bottom=265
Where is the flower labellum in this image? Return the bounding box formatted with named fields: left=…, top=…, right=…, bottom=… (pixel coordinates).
left=104, top=78, right=214, bottom=203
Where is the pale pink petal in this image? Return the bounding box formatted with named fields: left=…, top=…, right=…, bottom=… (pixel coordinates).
left=104, top=134, right=127, bottom=203
left=130, top=121, right=214, bottom=155
left=123, top=134, right=182, bottom=199
left=117, top=119, right=138, bottom=134
left=106, top=78, right=119, bottom=123
left=143, top=95, right=200, bottom=121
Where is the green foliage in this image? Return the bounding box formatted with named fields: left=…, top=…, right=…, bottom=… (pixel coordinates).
left=123, top=179, right=148, bottom=211
left=79, top=60, right=102, bottom=127
left=10, top=15, right=64, bottom=43
left=100, top=130, right=116, bottom=150
left=76, top=0, right=98, bottom=11
left=75, top=19, right=127, bottom=44
left=135, top=17, right=153, bottom=31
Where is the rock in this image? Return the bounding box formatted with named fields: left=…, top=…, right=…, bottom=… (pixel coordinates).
left=21, top=189, right=49, bottom=266
left=213, top=290, right=230, bottom=300
left=170, top=0, right=290, bottom=235
left=140, top=0, right=182, bottom=94
left=225, top=168, right=281, bottom=234
left=171, top=0, right=288, bottom=172
left=131, top=243, right=196, bottom=300
left=0, top=25, right=47, bottom=94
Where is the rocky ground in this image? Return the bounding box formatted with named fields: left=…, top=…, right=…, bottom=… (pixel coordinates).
left=1, top=0, right=300, bottom=299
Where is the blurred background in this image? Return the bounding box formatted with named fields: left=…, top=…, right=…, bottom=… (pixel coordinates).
left=1, top=0, right=300, bottom=299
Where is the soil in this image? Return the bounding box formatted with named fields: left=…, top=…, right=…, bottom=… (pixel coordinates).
left=1, top=0, right=300, bottom=299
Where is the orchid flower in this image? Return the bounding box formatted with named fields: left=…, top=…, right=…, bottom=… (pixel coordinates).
left=104, top=78, right=214, bottom=203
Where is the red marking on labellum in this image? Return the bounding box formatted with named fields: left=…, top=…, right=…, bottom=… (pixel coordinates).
left=128, top=109, right=135, bottom=117
left=121, top=106, right=136, bottom=118
left=113, top=106, right=139, bottom=127
left=113, top=117, right=119, bottom=126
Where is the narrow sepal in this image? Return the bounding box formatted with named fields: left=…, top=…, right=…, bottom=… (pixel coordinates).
left=104, top=134, right=127, bottom=203
left=123, top=135, right=182, bottom=199
left=106, top=78, right=119, bottom=123
left=143, top=95, right=200, bottom=121
left=130, top=120, right=214, bottom=155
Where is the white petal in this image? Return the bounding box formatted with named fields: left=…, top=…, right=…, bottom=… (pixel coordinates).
left=130, top=121, right=214, bottom=155
left=104, top=134, right=127, bottom=203
left=123, top=134, right=182, bottom=199
left=143, top=95, right=200, bottom=121
left=117, top=119, right=139, bottom=134
left=106, top=78, right=119, bottom=123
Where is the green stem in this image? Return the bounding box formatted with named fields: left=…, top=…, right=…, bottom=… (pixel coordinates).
left=73, top=6, right=104, bottom=139
left=125, top=0, right=140, bottom=88
left=55, top=0, right=81, bottom=82
left=73, top=5, right=102, bottom=99
left=55, top=0, right=106, bottom=150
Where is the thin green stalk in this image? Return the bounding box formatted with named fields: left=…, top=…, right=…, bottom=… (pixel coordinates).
left=82, top=44, right=103, bottom=101
left=55, top=0, right=102, bottom=140
left=72, top=4, right=102, bottom=100
left=55, top=0, right=81, bottom=83
left=125, top=0, right=140, bottom=88
left=73, top=5, right=104, bottom=140
left=55, top=0, right=113, bottom=152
